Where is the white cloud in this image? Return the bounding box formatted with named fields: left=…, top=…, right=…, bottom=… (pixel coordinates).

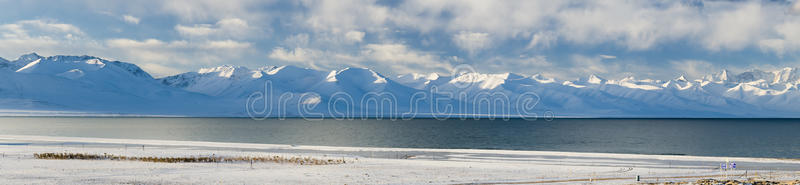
left=359, top=43, right=453, bottom=74
left=217, top=18, right=248, bottom=28
left=555, top=1, right=708, bottom=50
left=175, top=18, right=255, bottom=39
left=175, top=24, right=214, bottom=37
left=106, top=38, right=174, bottom=48
left=792, top=0, right=800, bottom=14
left=702, top=2, right=765, bottom=51
left=5, top=1, right=800, bottom=79
left=398, top=1, right=561, bottom=37
left=203, top=40, right=251, bottom=49
left=548, top=54, right=669, bottom=80
left=0, top=19, right=87, bottom=58
left=1, top=20, right=83, bottom=37
left=137, top=63, right=183, bottom=78
left=452, top=31, right=491, bottom=55
left=759, top=39, right=787, bottom=56
left=160, top=0, right=271, bottom=22
left=122, top=15, right=140, bottom=24
left=669, top=60, right=716, bottom=79
left=599, top=55, right=617, bottom=59
left=292, top=0, right=796, bottom=54
left=570, top=55, right=613, bottom=76
left=269, top=43, right=452, bottom=75
left=104, top=38, right=254, bottom=76
left=482, top=55, right=553, bottom=75
left=268, top=47, right=321, bottom=63
left=283, top=33, right=310, bottom=47
left=0, top=20, right=204, bottom=77
left=527, top=32, right=557, bottom=49
left=362, top=44, right=448, bottom=67
left=345, top=31, right=365, bottom=43
left=104, top=39, right=191, bottom=65
left=301, top=0, right=389, bottom=33
left=296, top=1, right=699, bottom=51
left=18, top=20, right=83, bottom=34
left=106, top=38, right=251, bottom=53
left=759, top=20, right=800, bottom=56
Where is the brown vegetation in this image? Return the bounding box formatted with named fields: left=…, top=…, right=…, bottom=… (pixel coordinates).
left=690, top=178, right=800, bottom=185
left=34, top=152, right=347, bottom=165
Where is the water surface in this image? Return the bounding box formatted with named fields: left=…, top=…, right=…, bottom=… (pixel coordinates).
left=0, top=117, right=797, bottom=158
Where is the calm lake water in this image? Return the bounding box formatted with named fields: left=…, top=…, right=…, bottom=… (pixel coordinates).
left=0, top=117, right=797, bottom=158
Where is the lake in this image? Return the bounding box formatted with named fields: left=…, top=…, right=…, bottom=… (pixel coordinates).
left=0, top=117, right=797, bottom=158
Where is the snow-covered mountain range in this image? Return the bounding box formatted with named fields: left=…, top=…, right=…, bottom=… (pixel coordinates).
left=2, top=53, right=799, bottom=117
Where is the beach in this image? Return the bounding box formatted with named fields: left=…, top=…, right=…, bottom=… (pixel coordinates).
left=0, top=135, right=798, bottom=184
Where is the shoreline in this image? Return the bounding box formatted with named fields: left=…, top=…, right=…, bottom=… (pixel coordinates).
left=1, top=135, right=798, bottom=184
left=5, top=113, right=800, bottom=119
left=1, top=134, right=798, bottom=161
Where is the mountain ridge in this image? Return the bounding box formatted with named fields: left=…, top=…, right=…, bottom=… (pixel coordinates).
left=2, top=53, right=800, bottom=118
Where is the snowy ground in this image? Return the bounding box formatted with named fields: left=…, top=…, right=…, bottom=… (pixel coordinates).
left=0, top=135, right=798, bottom=184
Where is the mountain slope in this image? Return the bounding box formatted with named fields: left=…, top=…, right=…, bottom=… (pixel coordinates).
left=2, top=53, right=800, bottom=117
left=0, top=54, right=229, bottom=116
left=161, top=66, right=431, bottom=117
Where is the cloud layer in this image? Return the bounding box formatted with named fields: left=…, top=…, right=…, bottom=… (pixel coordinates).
left=0, top=0, right=799, bottom=79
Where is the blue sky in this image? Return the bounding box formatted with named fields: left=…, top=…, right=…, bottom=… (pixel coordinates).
left=1, top=0, right=800, bottom=79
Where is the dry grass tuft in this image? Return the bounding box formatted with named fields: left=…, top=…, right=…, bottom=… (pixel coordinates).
left=34, top=152, right=347, bottom=165
left=691, top=178, right=800, bottom=185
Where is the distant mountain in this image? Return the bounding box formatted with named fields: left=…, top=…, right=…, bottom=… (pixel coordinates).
left=161, top=65, right=429, bottom=117
left=2, top=53, right=800, bottom=118
left=0, top=53, right=230, bottom=116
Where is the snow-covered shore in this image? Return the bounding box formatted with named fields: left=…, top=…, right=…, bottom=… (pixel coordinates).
left=0, top=135, right=798, bottom=184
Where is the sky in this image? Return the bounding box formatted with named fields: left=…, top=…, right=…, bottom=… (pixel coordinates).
left=1, top=0, right=800, bottom=80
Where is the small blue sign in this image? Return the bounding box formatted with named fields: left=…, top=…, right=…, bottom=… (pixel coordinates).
left=731, top=162, right=736, bottom=169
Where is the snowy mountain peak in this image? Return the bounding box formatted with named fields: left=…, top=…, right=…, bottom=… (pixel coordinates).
left=6, top=52, right=800, bottom=118
left=198, top=65, right=241, bottom=73
left=5, top=54, right=155, bottom=81
left=396, top=73, right=442, bottom=82
left=705, top=69, right=735, bottom=82
left=198, top=65, right=253, bottom=78
left=697, top=68, right=800, bottom=85
left=449, top=72, right=522, bottom=89
left=16, top=57, right=106, bottom=74
left=266, top=65, right=314, bottom=75
left=504, top=72, right=527, bottom=80
left=587, top=74, right=606, bottom=84
left=257, top=66, right=277, bottom=72
left=426, top=73, right=440, bottom=80
left=620, top=76, right=638, bottom=81
left=161, top=65, right=264, bottom=96
left=662, top=75, right=695, bottom=89
left=774, top=67, right=800, bottom=84
left=2, top=52, right=44, bottom=70
left=530, top=74, right=556, bottom=83
left=325, top=70, right=338, bottom=82
left=733, top=69, right=772, bottom=84
left=675, top=75, right=688, bottom=82
left=720, top=69, right=730, bottom=81
left=17, top=52, right=43, bottom=62
left=333, top=67, right=388, bottom=84
left=394, top=73, right=442, bottom=89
